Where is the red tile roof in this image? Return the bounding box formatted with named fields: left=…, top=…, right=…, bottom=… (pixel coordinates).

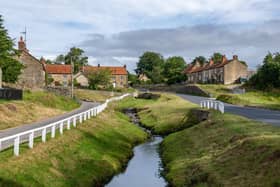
left=185, top=59, right=233, bottom=74
left=83, top=66, right=127, bottom=75
left=45, top=64, right=72, bottom=74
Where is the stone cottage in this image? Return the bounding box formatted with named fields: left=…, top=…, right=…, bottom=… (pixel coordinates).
left=75, top=64, right=128, bottom=88
left=43, top=62, right=72, bottom=87
left=185, top=55, right=248, bottom=84
left=15, top=37, right=45, bottom=89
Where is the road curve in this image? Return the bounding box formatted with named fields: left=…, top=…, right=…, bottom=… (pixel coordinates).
left=176, top=93, right=280, bottom=126
left=0, top=101, right=99, bottom=138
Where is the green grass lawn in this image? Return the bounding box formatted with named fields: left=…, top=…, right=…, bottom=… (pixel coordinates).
left=0, top=100, right=147, bottom=186
left=197, top=84, right=280, bottom=110
left=161, top=111, right=280, bottom=187
left=118, top=93, right=197, bottom=135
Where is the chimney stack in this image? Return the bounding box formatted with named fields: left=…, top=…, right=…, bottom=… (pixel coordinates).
left=209, top=59, right=214, bottom=66
left=98, top=64, right=100, bottom=67
left=222, top=55, right=227, bottom=63
left=124, top=64, right=127, bottom=69
left=233, top=55, right=238, bottom=60
left=18, top=36, right=27, bottom=52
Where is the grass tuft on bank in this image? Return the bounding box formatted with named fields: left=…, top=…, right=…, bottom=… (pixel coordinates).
left=161, top=111, right=280, bottom=186
left=118, top=93, right=197, bottom=135
left=0, top=100, right=147, bottom=187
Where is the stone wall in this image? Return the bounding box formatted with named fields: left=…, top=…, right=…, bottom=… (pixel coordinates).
left=135, top=84, right=209, bottom=97
left=44, top=86, right=71, bottom=97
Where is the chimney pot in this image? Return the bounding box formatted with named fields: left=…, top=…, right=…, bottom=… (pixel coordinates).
left=98, top=64, right=100, bottom=67
left=233, top=55, right=238, bottom=60
left=124, top=64, right=127, bottom=69
left=18, top=36, right=27, bottom=51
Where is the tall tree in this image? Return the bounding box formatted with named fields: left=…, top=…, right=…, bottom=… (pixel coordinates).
left=87, top=69, right=111, bottom=90
left=191, top=56, right=207, bottom=65
left=53, top=54, right=65, bottom=64
left=0, top=15, right=23, bottom=83
left=248, top=52, right=280, bottom=90
left=164, top=56, right=187, bottom=84
left=64, top=47, right=88, bottom=73
left=211, top=52, right=223, bottom=63
left=135, top=51, right=165, bottom=84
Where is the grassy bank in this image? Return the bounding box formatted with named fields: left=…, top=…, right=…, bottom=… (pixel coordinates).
left=0, top=91, right=80, bottom=130
left=0, top=100, right=147, bottom=186
left=197, top=84, right=280, bottom=110
left=118, top=93, right=197, bottom=135
left=217, top=90, right=280, bottom=110
left=161, top=111, right=280, bottom=186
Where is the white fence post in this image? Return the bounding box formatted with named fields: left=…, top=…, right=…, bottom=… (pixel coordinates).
left=0, top=141, right=2, bottom=151
left=51, top=125, right=56, bottom=138
left=200, top=99, right=225, bottom=114
left=42, top=128, right=46, bottom=142
left=14, top=136, right=19, bottom=156
left=73, top=117, right=76, bottom=127
left=84, top=112, right=87, bottom=121
left=79, top=114, right=83, bottom=123
left=29, top=132, right=34, bottom=149
left=60, top=122, right=63, bottom=134
left=67, top=119, right=71, bottom=130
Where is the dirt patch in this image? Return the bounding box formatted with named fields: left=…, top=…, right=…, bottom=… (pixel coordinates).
left=5, top=104, right=17, bottom=112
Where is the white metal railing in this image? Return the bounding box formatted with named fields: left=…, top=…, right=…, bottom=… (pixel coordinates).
left=0, top=93, right=131, bottom=156
left=200, top=99, right=225, bottom=113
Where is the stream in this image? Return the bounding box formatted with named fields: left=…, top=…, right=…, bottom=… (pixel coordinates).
left=106, top=108, right=167, bottom=187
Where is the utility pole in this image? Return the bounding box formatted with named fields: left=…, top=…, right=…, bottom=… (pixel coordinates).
left=71, top=57, right=74, bottom=98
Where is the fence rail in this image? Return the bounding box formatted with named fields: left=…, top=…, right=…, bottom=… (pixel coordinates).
left=200, top=99, right=225, bottom=113
left=0, top=93, right=131, bottom=156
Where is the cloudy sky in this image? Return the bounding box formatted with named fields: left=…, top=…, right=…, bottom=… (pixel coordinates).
left=1, top=0, right=280, bottom=72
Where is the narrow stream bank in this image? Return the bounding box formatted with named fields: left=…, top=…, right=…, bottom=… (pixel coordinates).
left=106, top=108, right=167, bottom=187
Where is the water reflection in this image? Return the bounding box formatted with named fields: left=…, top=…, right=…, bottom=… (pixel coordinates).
left=106, top=136, right=167, bottom=187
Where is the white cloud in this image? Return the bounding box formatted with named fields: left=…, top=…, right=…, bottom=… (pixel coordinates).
left=0, top=0, right=279, bottom=72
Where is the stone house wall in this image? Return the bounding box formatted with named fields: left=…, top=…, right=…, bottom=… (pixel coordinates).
left=16, top=51, right=45, bottom=89
left=111, top=75, right=128, bottom=88
left=48, top=74, right=72, bottom=87
left=75, top=73, right=89, bottom=87
left=224, top=60, right=247, bottom=84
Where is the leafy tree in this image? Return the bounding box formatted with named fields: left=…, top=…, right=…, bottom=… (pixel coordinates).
left=128, top=72, right=139, bottom=86
left=53, top=54, right=65, bottom=64
left=192, top=56, right=207, bottom=66
left=135, top=51, right=165, bottom=84
left=247, top=52, right=280, bottom=90
left=211, top=52, right=223, bottom=63
left=164, top=56, right=187, bottom=84
left=87, top=68, right=111, bottom=90
left=64, top=47, right=88, bottom=73
left=0, top=15, right=23, bottom=83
